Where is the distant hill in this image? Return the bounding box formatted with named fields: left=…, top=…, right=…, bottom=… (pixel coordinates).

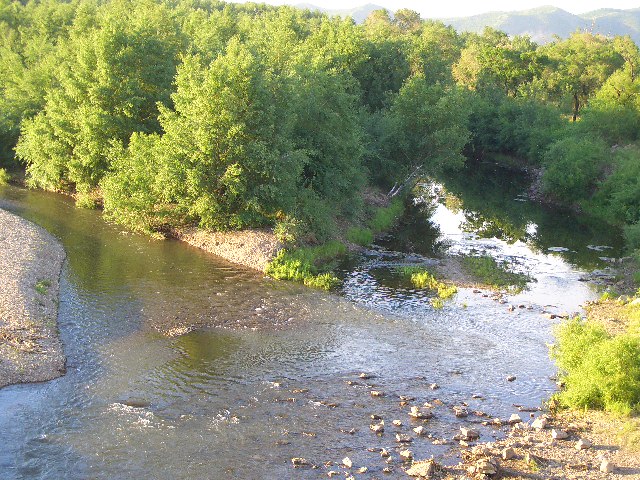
left=294, top=3, right=640, bottom=44
left=444, top=5, right=640, bottom=44
left=295, top=3, right=386, bottom=23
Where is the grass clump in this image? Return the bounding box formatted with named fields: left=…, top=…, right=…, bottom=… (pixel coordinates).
left=552, top=316, right=640, bottom=416
left=346, top=227, right=374, bottom=246
left=462, top=255, right=531, bottom=291
left=398, top=266, right=458, bottom=300
left=34, top=279, right=51, bottom=295
left=0, top=168, right=10, bottom=185
left=265, top=240, right=346, bottom=291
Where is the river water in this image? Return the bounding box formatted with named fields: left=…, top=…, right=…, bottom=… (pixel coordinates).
left=0, top=164, right=624, bottom=479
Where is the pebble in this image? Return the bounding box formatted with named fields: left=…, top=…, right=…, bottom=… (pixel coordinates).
left=392, top=420, right=403, bottom=427
left=460, top=427, right=480, bottom=440
left=531, top=417, right=548, bottom=430
left=370, top=390, right=385, bottom=397
left=507, top=375, right=516, bottom=382
left=429, top=383, right=439, bottom=390
left=600, top=459, right=614, bottom=473
left=291, top=458, right=308, bottom=467
left=342, top=457, right=352, bottom=468
left=575, top=438, right=591, bottom=450
left=508, top=413, right=522, bottom=424
left=396, top=433, right=412, bottom=443
left=502, top=447, right=516, bottom=460
left=552, top=429, right=569, bottom=440
left=399, top=449, right=413, bottom=461
left=413, top=426, right=426, bottom=436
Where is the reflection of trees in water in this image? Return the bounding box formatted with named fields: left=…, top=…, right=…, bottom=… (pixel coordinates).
left=429, top=163, right=624, bottom=268
left=380, top=196, right=449, bottom=256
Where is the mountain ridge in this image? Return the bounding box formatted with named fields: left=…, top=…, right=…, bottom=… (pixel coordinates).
left=294, top=3, right=640, bottom=43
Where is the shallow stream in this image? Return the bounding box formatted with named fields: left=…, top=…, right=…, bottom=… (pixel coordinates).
left=0, top=164, right=624, bottom=479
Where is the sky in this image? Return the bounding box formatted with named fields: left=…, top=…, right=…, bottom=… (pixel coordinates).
left=234, top=0, right=640, bottom=18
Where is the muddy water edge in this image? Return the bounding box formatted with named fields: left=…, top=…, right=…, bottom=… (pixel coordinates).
left=0, top=163, right=625, bottom=479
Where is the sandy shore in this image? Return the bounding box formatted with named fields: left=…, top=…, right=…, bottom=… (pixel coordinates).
left=0, top=208, right=66, bottom=389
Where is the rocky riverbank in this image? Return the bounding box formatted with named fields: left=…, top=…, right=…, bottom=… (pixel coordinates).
left=172, top=227, right=281, bottom=272
left=0, top=208, right=66, bottom=388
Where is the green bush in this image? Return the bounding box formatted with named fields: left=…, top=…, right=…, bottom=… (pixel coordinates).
left=369, top=198, right=405, bottom=233
left=265, top=241, right=347, bottom=290
left=462, top=255, right=531, bottom=291
left=542, top=136, right=608, bottom=203
left=0, top=168, right=10, bottom=185
left=347, top=227, right=374, bottom=246
left=552, top=317, right=640, bottom=415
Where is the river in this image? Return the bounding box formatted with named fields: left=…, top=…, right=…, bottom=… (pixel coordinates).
left=0, top=164, right=624, bottom=479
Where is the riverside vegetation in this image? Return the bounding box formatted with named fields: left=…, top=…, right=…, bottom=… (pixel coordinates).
left=1, top=0, right=640, bottom=453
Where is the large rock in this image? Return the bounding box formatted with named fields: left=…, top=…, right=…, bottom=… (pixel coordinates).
left=406, top=459, right=437, bottom=478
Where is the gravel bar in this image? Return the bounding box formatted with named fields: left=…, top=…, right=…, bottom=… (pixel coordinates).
left=0, top=208, right=66, bottom=389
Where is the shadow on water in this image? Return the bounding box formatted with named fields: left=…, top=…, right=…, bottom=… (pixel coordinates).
left=0, top=173, right=626, bottom=479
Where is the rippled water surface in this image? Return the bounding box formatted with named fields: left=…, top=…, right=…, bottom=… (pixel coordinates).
left=0, top=166, right=624, bottom=479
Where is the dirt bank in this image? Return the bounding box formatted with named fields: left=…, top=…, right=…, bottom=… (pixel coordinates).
left=0, top=208, right=66, bottom=389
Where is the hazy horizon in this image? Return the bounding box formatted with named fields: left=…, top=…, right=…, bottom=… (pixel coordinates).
left=232, top=0, right=640, bottom=18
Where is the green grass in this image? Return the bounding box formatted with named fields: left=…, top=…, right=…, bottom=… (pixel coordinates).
left=346, top=227, right=374, bottom=246
left=34, top=280, right=51, bottom=295
left=462, top=255, right=531, bottom=291
left=265, top=240, right=346, bottom=291
left=0, top=168, right=10, bottom=185
left=398, top=266, right=458, bottom=300
left=369, top=198, right=404, bottom=233
left=551, top=316, right=640, bottom=416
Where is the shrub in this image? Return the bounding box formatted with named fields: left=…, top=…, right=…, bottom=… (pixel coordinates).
left=369, top=198, right=404, bottom=233
left=0, top=168, right=10, bottom=185
left=552, top=317, right=640, bottom=415
left=265, top=241, right=347, bottom=290
left=542, top=136, right=608, bottom=203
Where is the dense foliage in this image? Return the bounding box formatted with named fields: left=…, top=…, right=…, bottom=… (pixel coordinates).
left=2, top=0, right=640, bottom=257
left=553, top=315, right=640, bottom=415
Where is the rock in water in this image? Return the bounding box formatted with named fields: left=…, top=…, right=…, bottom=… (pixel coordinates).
left=370, top=421, right=385, bottom=433
left=508, top=413, right=522, bottom=424
left=342, top=457, right=353, bottom=468
left=291, top=458, right=309, bottom=467
left=460, top=427, right=480, bottom=440
left=396, top=433, right=413, bottom=443
left=399, top=450, right=413, bottom=461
